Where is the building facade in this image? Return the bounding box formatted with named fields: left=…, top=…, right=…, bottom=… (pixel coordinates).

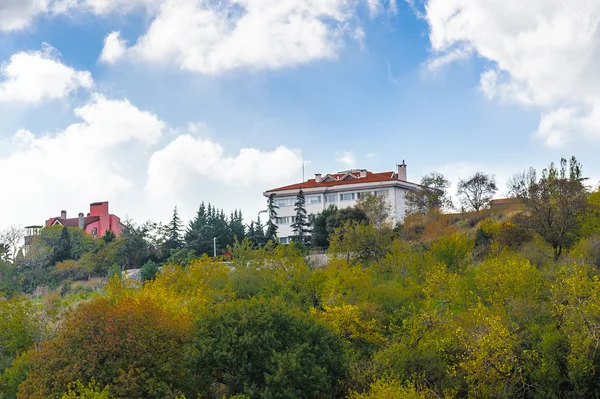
left=45, top=201, right=123, bottom=238
left=264, top=162, right=419, bottom=244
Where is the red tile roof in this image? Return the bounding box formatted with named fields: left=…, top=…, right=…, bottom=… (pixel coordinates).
left=266, top=171, right=412, bottom=192
left=49, top=216, right=100, bottom=228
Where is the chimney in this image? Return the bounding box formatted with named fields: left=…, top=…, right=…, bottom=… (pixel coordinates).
left=61, top=210, right=67, bottom=219
left=315, top=173, right=322, bottom=183
left=359, top=169, right=367, bottom=178
left=397, top=160, right=407, bottom=181
left=78, top=213, right=84, bottom=229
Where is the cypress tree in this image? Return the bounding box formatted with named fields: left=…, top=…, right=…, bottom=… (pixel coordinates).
left=164, top=206, right=183, bottom=254
left=291, top=189, right=310, bottom=245
left=266, top=193, right=279, bottom=241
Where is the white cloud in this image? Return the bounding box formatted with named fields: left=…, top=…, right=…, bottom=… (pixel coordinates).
left=97, top=0, right=396, bottom=74
left=423, top=0, right=600, bottom=146
left=146, top=134, right=303, bottom=195
left=336, top=151, right=356, bottom=167
left=99, top=31, right=127, bottom=64
left=82, top=0, right=163, bottom=14
left=0, top=94, right=165, bottom=227
left=0, top=0, right=48, bottom=31
left=0, top=44, right=93, bottom=104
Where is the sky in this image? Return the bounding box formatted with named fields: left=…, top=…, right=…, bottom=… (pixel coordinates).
left=1, top=0, right=600, bottom=230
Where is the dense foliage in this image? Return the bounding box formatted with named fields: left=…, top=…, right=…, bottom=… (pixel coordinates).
left=3, top=156, right=600, bottom=398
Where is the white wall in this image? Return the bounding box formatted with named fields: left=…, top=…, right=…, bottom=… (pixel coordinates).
left=272, top=186, right=410, bottom=241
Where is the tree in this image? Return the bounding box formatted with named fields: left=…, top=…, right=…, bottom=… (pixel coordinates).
left=311, top=205, right=339, bottom=248
left=356, top=193, right=393, bottom=228
left=102, top=230, right=116, bottom=244
left=291, top=189, right=310, bottom=245
left=189, top=298, right=346, bottom=398
left=329, top=221, right=394, bottom=266
left=0, top=226, right=24, bottom=263
left=163, top=206, right=184, bottom=255
left=18, top=297, right=192, bottom=399
left=326, top=207, right=368, bottom=237
left=54, top=227, right=72, bottom=264
left=510, top=156, right=588, bottom=261
left=457, top=171, right=497, bottom=212
left=265, top=193, right=279, bottom=241
left=405, top=172, right=453, bottom=215
left=116, top=221, right=150, bottom=270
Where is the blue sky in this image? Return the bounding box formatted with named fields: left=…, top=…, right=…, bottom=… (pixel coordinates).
left=1, top=0, right=599, bottom=229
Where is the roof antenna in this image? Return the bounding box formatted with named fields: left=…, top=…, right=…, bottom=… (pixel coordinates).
left=302, top=161, right=305, bottom=182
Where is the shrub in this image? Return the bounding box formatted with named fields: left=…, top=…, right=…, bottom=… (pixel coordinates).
left=140, top=260, right=159, bottom=282
left=189, top=298, right=347, bottom=398
left=18, top=297, right=193, bottom=399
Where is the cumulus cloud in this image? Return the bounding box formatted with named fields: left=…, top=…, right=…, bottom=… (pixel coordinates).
left=146, top=134, right=303, bottom=195
left=0, top=94, right=165, bottom=227
left=0, top=91, right=304, bottom=228
left=99, top=31, right=127, bottom=64
left=423, top=0, right=600, bottom=146
left=0, top=44, right=93, bottom=104
left=97, top=0, right=396, bottom=73
left=336, top=151, right=356, bottom=167
left=0, top=0, right=48, bottom=31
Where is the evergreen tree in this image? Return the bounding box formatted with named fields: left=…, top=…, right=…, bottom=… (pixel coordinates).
left=228, top=210, right=245, bottom=244
left=291, top=189, right=310, bottom=245
left=54, top=226, right=71, bottom=263
left=266, top=193, right=279, bottom=241
left=163, top=206, right=183, bottom=254
left=185, top=203, right=213, bottom=256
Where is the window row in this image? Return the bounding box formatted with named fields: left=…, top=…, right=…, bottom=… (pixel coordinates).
left=275, top=190, right=389, bottom=207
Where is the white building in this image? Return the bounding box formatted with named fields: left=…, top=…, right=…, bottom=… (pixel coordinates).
left=263, top=162, right=420, bottom=244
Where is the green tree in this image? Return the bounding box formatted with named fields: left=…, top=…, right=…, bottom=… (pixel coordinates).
left=265, top=193, right=279, bottom=241
left=405, top=172, right=453, bottom=215
left=356, top=193, right=393, bottom=228
left=102, top=230, right=116, bottom=244
left=116, top=221, right=150, bottom=270
left=189, top=298, right=346, bottom=398
left=326, top=207, right=368, bottom=237
left=18, top=297, right=192, bottom=399
left=291, top=189, right=310, bottom=245
left=510, top=157, right=588, bottom=260
left=54, top=227, right=71, bottom=264
left=310, top=205, right=338, bottom=248
left=140, top=260, right=159, bottom=282
left=457, top=171, right=497, bottom=212
left=163, top=206, right=184, bottom=255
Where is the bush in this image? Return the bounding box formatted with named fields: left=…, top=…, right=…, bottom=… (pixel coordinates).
left=18, top=297, right=193, bottom=399
left=430, top=233, right=474, bottom=273
left=189, top=298, right=347, bottom=398
left=140, top=260, right=159, bottom=282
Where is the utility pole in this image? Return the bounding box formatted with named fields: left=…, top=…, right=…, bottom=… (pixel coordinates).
left=213, top=237, right=217, bottom=258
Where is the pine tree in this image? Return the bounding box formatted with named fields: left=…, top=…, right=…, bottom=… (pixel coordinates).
left=54, top=226, right=71, bottom=263
left=185, top=202, right=211, bottom=256
left=291, top=189, right=310, bottom=245
left=254, top=216, right=266, bottom=248
left=266, top=193, right=279, bottom=241
left=163, top=206, right=183, bottom=254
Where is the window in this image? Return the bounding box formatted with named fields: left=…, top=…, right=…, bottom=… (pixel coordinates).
left=340, top=193, right=355, bottom=201
left=325, top=194, right=337, bottom=203
left=279, top=237, right=291, bottom=244
left=91, top=228, right=98, bottom=236
left=374, top=190, right=389, bottom=197
left=276, top=198, right=294, bottom=207
left=275, top=217, right=290, bottom=224
left=307, top=195, right=322, bottom=205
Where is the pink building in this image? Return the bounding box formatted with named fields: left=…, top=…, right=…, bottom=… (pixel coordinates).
left=46, top=201, right=123, bottom=238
